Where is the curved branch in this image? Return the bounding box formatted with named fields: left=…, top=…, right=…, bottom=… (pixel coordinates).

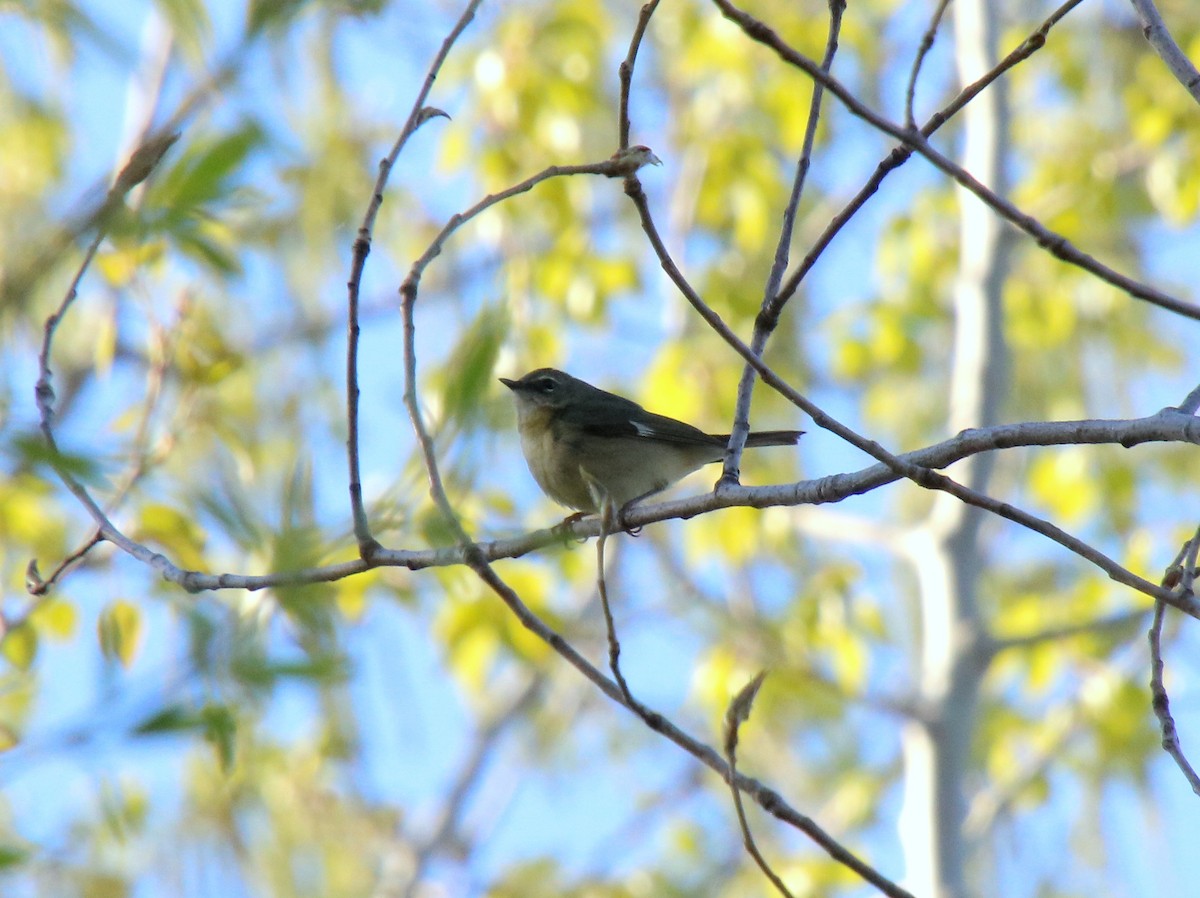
left=346, top=0, right=481, bottom=553
left=1129, top=0, right=1200, bottom=105
left=713, top=0, right=1200, bottom=321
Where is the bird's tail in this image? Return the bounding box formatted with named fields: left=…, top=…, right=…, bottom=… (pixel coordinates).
left=729, top=430, right=804, bottom=447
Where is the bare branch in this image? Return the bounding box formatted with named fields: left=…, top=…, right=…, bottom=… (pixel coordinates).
left=596, top=503, right=642, bottom=711
left=779, top=0, right=1085, bottom=307
left=725, top=0, right=844, bottom=488
left=723, top=673, right=798, bottom=898
left=713, top=0, right=1200, bottom=321
left=346, top=0, right=482, bottom=554
left=32, top=133, right=183, bottom=594
left=905, top=0, right=953, bottom=129
left=617, top=0, right=663, bottom=150
left=623, top=166, right=1200, bottom=615
left=1129, top=0, right=1200, bottom=105
left=462, top=556, right=914, bottom=898
left=1149, top=526, right=1200, bottom=794
left=1176, top=382, right=1200, bottom=416
left=31, top=408, right=1195, bottom=621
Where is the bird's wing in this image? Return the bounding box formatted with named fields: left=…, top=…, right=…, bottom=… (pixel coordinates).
left=577, top=404, right=716, bottom=447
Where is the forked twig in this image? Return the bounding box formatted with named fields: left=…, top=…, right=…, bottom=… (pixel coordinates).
left=724, top=672, right=798, bottom=898
left=905, top=0, right=953, bottom=128
left=713, top=0, right=1200, bottom=321
left=779, top=0, right=1085, bottom=307
left=1150, top=526, right=1200, bottom=794
left=725, top=0, right=844, bottom=486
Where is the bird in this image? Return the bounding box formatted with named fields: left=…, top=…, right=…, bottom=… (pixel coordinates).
left=500, top=368, right=802, bottom=516
left=604, top=144, right=662, bottom=178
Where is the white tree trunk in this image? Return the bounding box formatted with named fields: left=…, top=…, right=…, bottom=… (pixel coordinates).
left=898, top=2, right=1012, bottom=896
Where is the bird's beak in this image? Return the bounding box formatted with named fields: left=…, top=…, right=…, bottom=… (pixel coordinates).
left=499, top=377, right=517, bottom=390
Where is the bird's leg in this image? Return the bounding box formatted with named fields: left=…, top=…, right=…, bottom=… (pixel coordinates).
left=616, top=498, right=645, bottom=537
left=551, top=511, right=590, bottom=544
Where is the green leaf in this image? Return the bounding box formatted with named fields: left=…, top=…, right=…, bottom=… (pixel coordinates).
left=0, top=845, right=29, bottom=869
left=11, top=432, right=101, bottom=482
left=200, top=703, right=237, bottom=772
left=440, top=305, right=508, bottom=426
left=153, top=123, right=265, bottom=216
left=135, top=704, right=202, bottom=735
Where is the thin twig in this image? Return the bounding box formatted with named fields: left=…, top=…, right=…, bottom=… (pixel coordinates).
left=724, top=673, right=796, bottom=898
left=32, top=133, right=180, bottom=588
left=712, top=0, right=1199, bottom=321
left=617, top=0, right=663, bottom=150
left=345, top=0, right=481, bottom=554
left=779, top=0, right=1084, bottom=307
left=623, top=174, right=1200, bottom=617
left=905, top=0, right=953, bottom=129
left=725, top=0, right=843, bottom=487
left=28, top=309, right=175, bottom=597
left=1129, top=0, right=1200, bottom=105
left=400, top=159, right=646, bottom=304
left=461, top=553, right=914, bottom=897
left=595, top=501, right=642, bottom=710
left=1149, top=526, right=1200, bottom=795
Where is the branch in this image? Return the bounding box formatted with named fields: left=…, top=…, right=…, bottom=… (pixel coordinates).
left=1129, top=0, right=1200, bottom=105
left=399, top=156, right=660, bottom=314
left=623, top=160, right=1200, bottom=615
left=1175, top=381, right=1200, bottom=416
left=713, top=0, right=1200, bottom=322
left=617, top=0, right=663, bottom=150
left=778, top=0, right=1085, bottom=307
left=53, top=410, right=1194, bottom=618
left=724, top=673, right=799, bottom=898
left=32, top=133, right=181, bottom=592
left=345, top=0, right=481, bottom=554
left=1149, top=526, right=1200, bottom=794
left=724, top=0, right=844, bottom=487
left=596, top=504, right=643, bottom=711
left=905, top=0, right=953, bottom=129
left=464, top=557, right=914, bottom=897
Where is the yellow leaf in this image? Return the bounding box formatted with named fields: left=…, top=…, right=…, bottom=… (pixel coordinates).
left=1, top=624, right=37, bottom=671
left=1028, top=450, right=1096, bottom=524
left=98, top=600, right=143, bottom=668
left=30, top=598, right=77, bottom=640
left=0, top=724, right=18, bottom=752
left=135, top=503, right=207, bottom=569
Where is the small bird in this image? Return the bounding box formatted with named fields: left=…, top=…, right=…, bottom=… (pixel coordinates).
left=604, top=145, right=662, bottom=178
left=500, top=368, right=802, bottom=516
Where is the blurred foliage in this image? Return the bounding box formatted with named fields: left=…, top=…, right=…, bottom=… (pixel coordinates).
left=0, top=1, right=1197, bottom=897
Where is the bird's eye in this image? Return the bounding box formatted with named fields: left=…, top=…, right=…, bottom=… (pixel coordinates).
left=536, top=377, right=556, bottom=393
